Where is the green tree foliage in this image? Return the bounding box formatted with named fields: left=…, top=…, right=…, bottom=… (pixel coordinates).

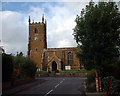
left=112, top=61, right=120, bottom=79
left=2, top=54, right=13, bottom=82
left=111, top=80, right=120, bottom=95
left=14, top=52, right=25, bottom=69
left=22, top=57, right=37, bottom=78
left=13, top=52, right=37, bottom=78
left=73, top=1, right=120, bottom=76
left=102, top=76, right=115, bottom=95
left=86, top=70, right=96, bottom=83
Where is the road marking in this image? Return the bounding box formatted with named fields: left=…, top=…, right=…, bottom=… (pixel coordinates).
left=60, top=81, right=63, bottom=84
left=55, top=84, right=59, bottom=88
left=45, top=78, right=66, bottom=95
left=44, top=89, right=53, bottom=96
left=54, top=79, right=65, bottom=88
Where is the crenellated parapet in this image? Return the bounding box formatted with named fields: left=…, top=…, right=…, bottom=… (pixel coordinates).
left=28, top=14, right=46, bottom=25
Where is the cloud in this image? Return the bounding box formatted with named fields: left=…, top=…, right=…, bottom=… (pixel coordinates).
left=1, top=11, right=28, bottom=55
left=47, top=2, right=87, bottom=48
left=1, top=2, right=87, bottom=55
left=28, top=6, right=45, bottom=22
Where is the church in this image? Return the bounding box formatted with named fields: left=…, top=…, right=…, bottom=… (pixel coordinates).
left=27, top=15, right=82, bottom=72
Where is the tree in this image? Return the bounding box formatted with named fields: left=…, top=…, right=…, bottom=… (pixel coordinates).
left=2, top=54, right=13, bottom=82
left=13, top=52, right=26, bottom=78
left=13, top=52, right=37, bottom=78
left=14, top=52, right=25, bottom=69
left=73, top=1, right=120, bottom=77
left=22, top=57, right=37, bottom=78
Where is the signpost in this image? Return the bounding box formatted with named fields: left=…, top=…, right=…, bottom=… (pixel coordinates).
left=65, top=65, right=71, bottom=70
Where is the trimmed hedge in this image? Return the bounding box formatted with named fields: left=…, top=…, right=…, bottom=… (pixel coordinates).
left=2, top=54, right=13, bottom=82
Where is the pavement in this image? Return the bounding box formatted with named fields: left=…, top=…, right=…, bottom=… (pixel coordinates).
left=2, top=78, right=46, bottom=96
left=86, top=92, right=106, bottom=96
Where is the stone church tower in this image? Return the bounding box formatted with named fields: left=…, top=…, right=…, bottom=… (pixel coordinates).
left=28, top=15, right=82, bottom=71
left=27, top=15, right=47, bottom=70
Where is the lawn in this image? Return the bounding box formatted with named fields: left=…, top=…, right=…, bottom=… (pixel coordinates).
left=36, top=69, right=95, bottom=73
left=59, top=69, right=93, bottom=73
left=36, top=70, right=47, bottom=74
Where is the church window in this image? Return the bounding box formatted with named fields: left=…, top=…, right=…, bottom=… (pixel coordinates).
left=68, top=52, right=73, bottom=65
left=35, top=48, right=38, bottom=52
left=35, top=36, right=38, bottom=40
left=34, top=28, right=38, bottom=33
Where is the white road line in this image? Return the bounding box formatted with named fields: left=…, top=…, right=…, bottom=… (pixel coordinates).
left=54, top=79, right=65, bottom=88
left=55, top=84, right=59, bottom=88
left=44, top=89, right=53, bottom=96
left=60, top=81, right=63, bottom=84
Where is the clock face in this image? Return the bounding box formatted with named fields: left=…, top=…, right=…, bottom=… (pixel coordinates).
left=35, top=37, right=38, bottom=40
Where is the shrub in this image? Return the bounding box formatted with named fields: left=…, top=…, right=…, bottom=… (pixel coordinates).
left=55, top=70, right=59, bottom=73
left=22, top=57, right=37, bottom=78
left=13, top=53, right=37, bottom=79
left=112, top=61, right=120, bottom=80
left=13, top=54, right=26, bottom=79
left=2, top=54, right=13, bottom=82
left=85, top=70, right=96, bottom=92
left=13, top=54, right=25, bottom=69
left=102, top=76, right=115, bottom=94
left=86, top=70, right=96, bottom=83
left=111, top=80, right=120, bottom=96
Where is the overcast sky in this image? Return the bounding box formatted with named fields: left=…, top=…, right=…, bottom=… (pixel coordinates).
left=0, top=1, right=89, bottom=56
left=0, top=1, right=119, bottom=56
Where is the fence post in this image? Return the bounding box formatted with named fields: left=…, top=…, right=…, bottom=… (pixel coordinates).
left=99, top=77, right=102, bottom=92
left=109, top=81, right=112, bottom=96
left=95, top=77, right=99, bottom=92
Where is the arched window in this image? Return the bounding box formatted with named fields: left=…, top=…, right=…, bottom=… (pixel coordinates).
left=34, top=28, right=38, bottom=33
left=34, top=36, right=38, bottom=40
left=68, top=52, right=73, bottom=65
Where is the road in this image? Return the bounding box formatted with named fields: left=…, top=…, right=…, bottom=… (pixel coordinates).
left=17, top=77, right=87, bottom=96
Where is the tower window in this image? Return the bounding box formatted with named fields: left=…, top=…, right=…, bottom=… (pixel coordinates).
left=68, top=52, right=73, bottom=65
left=34, top=28, right=38, bottom=33
left=35, top=48, right=38, bottom=52
left=35, top=36, right=38, bottom=40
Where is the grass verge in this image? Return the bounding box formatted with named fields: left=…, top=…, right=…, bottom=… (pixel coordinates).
left=59, top=69, right=94, bottom=73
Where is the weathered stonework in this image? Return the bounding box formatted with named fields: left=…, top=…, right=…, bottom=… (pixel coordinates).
left=28, top=15, right=82, bottom=71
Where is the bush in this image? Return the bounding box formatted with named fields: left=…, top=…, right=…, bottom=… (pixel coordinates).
left=55, top=70, right=59, bottom=73
left=42, top=66, right=47, bottom=71
left=22, top=57, right=37, bottom=78
left=85, top=70, right=96, bottom=92
left=13, top=53, right=37, bottom=79
left=13, top=55, right=25, bottom=69
left=102, top=76, right=115, bottom=95
left=111, top=80, right=120, bottom=96
left=2, top=54, right=13, bottom=82
left=86, top=70, right=96, bottom=83
left=112, top=61, right=120, bottom=80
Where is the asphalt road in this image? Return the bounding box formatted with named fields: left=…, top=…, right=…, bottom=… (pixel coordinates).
left=17, top=77, right=87, bottom=96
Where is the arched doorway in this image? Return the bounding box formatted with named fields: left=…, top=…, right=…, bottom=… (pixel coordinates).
left=52, top=61, right=57, bottom=71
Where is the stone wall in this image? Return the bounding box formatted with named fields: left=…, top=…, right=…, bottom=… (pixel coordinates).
left=38, top=72, right=88, bottom=77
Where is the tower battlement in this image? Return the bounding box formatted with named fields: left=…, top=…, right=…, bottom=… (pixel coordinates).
left=28, top=14, right=46, bottom=25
